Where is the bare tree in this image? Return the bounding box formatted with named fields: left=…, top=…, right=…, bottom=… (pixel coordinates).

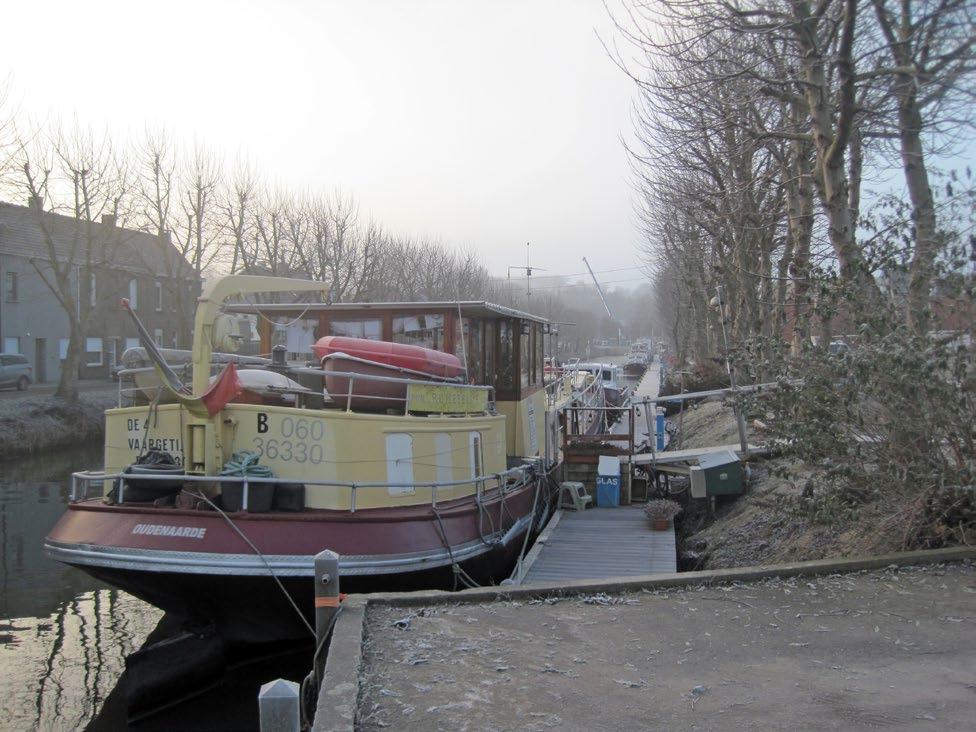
left=866, top=0, right=976, bottom=332
left=220, top=160, right=258, bottom=274
left=16, top=124, right=132, bottom=400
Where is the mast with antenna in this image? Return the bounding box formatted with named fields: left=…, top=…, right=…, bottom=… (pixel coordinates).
left=507, top=242, right=546, bottom=304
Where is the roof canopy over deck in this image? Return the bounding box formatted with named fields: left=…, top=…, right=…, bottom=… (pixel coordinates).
left=224, top=300, right=551, bottom=402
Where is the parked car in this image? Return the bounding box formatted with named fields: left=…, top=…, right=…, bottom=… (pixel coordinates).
left=0, top=353, right=32, bottom=390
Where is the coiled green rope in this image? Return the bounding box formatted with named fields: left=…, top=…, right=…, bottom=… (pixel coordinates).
left=219, top=450, right=274, bottom=478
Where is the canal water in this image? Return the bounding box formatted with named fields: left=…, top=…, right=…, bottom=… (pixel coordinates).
left=0, top=444, right=310, bottom=731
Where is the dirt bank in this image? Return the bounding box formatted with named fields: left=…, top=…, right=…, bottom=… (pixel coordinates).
left=673, top=400, right=967, bottom=569
left=0, top=393, right=112, bottom=460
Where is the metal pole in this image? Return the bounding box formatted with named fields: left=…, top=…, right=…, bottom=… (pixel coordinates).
left=314, top=549, right=341, bottom=670
left=258, top=679, right=300, bottom=732
left=715, top=285, right=749, bottom=455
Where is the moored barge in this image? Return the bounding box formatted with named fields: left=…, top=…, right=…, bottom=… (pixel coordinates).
left=46, top=276, right=577, bottom=644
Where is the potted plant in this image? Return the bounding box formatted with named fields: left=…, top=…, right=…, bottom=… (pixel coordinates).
left=644, top=499, right=682, bottom=531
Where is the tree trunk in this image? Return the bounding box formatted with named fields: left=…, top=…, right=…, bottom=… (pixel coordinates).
left=792, top=0, right=880, bottom=304
left=56, top=326, right=81, bottom=401
left=897, top=81, right=938, bottom=334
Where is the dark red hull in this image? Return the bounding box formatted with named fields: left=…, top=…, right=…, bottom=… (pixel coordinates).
left=45, top=482, right=541, bottom=644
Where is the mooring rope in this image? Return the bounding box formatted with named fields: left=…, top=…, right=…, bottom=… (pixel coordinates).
left=186, top=489, right=316, bottom=637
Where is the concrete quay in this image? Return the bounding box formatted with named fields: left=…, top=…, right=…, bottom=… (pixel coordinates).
left=313, top=546, right=976, bottom=731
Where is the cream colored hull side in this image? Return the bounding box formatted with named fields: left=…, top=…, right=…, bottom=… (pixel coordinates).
left=105, top=403, right=507, bottom=511
left=495, top=389, right=548, bottom=460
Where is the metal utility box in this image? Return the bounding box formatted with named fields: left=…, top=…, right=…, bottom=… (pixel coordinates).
left=595, top=455, right=621, bottom=507
left=689, top=450, right=743, bottom=498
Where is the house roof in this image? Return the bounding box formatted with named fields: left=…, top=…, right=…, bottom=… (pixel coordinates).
left=0, top=200, right=198, bottom=279
left=223, top=300, right=551, bottom=324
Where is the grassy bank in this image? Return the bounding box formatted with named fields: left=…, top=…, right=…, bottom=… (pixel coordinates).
left=0, top=393, right=112, bottom=461
left=673, top=400, right=970, bottom=569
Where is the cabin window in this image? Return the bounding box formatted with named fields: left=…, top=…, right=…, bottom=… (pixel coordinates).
left=535, top=324, right=544, bottom=386
left=385, top=433, right=416, bottom=496
left=497, top=320, right=515, bottom=393
left=454, top=317, right=483, bottom=384
left=393, top=314, right=444, bottom=350
left=483, top=320, right=496, bottom=386
left=273, top=318, right=317, bottom=360
left=330, top=319, right=382, bottom=340
left=520, top=324, right=530, bottom=389
left=603, top=369, right=612, bottom=381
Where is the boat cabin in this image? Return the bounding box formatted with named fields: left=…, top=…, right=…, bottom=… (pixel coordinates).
left=225, top=300, right=552, bottom=458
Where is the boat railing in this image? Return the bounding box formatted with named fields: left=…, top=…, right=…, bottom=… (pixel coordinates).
left=289, top=366, right=495, bottom=414
left=114, top=365, right=496, bottom=415
left=544, top=369, right=576, bottom=407
left=69, top=464, right=531, bottom=513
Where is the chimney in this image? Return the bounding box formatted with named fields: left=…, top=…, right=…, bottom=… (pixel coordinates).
left=160, top=229, right=172, bottom=246
left=28, top=195, right=43, bottom=210
left=102, top=213, right=117, bottom=228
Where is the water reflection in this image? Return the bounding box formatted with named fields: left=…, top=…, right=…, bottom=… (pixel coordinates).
left=0, top=589, right=161, bottom=730
left=0, top=445, right=162, bottom=731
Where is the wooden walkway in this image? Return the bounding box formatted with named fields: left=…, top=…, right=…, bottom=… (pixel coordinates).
left=519, top=506, right=676, bottom=585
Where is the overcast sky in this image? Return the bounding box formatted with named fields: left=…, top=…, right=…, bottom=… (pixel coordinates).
left=1, top=0, right=643, bottom=287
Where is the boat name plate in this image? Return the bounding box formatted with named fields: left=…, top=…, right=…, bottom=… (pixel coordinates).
left=406, top=383, right=488, bottom=413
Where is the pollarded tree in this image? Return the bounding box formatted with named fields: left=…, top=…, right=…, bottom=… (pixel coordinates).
left=17, top=125, right=134, bottom=400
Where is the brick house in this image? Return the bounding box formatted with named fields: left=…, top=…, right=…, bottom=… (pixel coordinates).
left=0, top=200, right=201, bottom=383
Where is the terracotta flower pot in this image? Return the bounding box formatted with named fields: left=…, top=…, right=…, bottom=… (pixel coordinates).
left=650, top=517, right=670, bottom=531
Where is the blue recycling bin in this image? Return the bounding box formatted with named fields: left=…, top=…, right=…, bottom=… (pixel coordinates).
left=596, top=455, right=620, bottom=507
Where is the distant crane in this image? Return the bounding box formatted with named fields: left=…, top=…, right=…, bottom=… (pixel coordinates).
left=582, top=256, right=622, bottom=346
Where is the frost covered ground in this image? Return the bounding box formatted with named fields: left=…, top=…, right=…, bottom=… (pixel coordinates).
left=359, top=562, right=976, bottom=731
left=0, top=392, right=112, bottom=459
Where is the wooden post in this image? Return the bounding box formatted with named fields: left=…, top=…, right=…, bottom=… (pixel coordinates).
left=258, top=678, right=300, bottom=732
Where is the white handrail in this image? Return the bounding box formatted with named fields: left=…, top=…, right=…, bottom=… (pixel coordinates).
left=69, top=465, right=531, bottom=511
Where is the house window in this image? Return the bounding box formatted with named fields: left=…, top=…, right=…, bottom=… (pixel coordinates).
left=128, top=279, right=138, bottom=310
left=154, top=281, right=163, bottom=311
left=3, top=337, right=19, bottom=354
left=124, top=337, right=140, bottom=352
left=59, top=338, right=69, bottom=360
left=4, top=272, right=17, bottom=302
left=89, top=272, right=97, bottom=308
left=85, top=337, right=103, bottom=367
left=154, top=329, right=163, bottom=347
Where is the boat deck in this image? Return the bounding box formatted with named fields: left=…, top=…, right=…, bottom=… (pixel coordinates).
left=519, top=505, right=676, bottom=585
